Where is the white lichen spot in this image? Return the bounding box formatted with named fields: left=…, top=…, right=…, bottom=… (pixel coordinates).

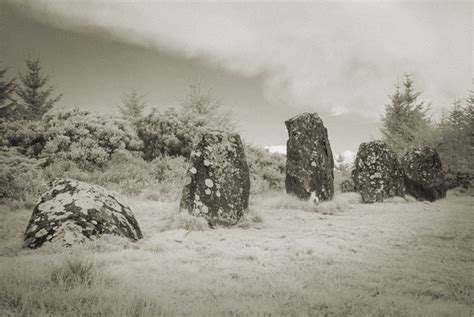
left=310, top=192, right=319, bottom=205
left=191, top=150, right=201, bottom=157
left=35, top=228, right=48, bottom=238
left=29, top=224, right=38, bottom=232
left=189, top=167, right=197, bottom=174
left=204, top=159, right=211, bottom=167
left=311, top=161, right=317, bottom=167
left=195, top=194, right=200, bottom=201
left=185, top=176, right=192, bottom=185
left=205, top=188, right=212, bottom=195
left=205, top=179, right=214, bottom=188
left=216, top=191, right=221, bottom=198
left=202, top=205, right=209, bottom=214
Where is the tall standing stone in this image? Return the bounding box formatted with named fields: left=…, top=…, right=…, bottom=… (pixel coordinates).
left=179, top=130, right=250, bottom=227
left=285, top=112, right=334, bottom=201
left=24, top=179, right=142, bottom=249
left=401, top=147, right=446, bottom=201
left=351, top=141, right=405, bottom=203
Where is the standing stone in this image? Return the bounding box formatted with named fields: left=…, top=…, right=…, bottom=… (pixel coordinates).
left=352, top=141, right=405, bottom=203
left=401, top=147, right=446, bottom=201
left=285, top=112, right=334, bottom=201
left=24, top=179, right=142, bottom=249
left=179, top=130, right=250, bottom=227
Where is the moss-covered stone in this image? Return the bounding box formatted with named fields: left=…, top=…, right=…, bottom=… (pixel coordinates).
left=401, top=147, right=446, bottom=201
left=352, top=141, right=405, bottom=203
left=24, top=179, right=142, bottom=248
left=285, top=112, right=334, bottom=201
left=179, top=130, right=250, bottom=227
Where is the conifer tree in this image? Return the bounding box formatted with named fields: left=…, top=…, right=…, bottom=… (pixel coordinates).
left=16, top=57, right=62, bottom=120
left=381, top=75, right=432, bottom=156
left=118, top=89, right=147, bottom=119
left=0, top=64, right=17, bottom=119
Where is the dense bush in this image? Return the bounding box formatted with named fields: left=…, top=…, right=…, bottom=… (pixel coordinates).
left=0, top=147, right=47, bottom=206
left=136, top=108, right=196, bottom=160
left=42, top=110, right=143, bottom=168
left=1, top=110, right=143, bottom=169
left=43, top=153, right=188, bottom=201
left=0, top=119, right=47, bottom=157
left=245, top=145, right=285, bottom=194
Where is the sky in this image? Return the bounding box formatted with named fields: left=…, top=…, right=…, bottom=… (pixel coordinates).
left=1, top=1, right=472, bottom=155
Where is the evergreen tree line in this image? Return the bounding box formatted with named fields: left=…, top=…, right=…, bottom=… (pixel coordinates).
left=380, top=75, right=473, bottom=175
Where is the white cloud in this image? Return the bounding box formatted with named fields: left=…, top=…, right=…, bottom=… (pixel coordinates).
left=265, top=145, right=286, bottom=155
left=9, top=1, right=472, bottom=118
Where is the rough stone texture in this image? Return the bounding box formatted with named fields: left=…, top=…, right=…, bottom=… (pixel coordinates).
left=445, top=172, right=473, bottom=190
left=340, top=179, right=355, bottom=193
left=24, top=179, right=142, bottom=248
left=285, top=112, right=334, bottom=201
left=352, top=141, right=405, bottom=203
left=179, top=130, right=250, bottom=227
left=401, top=147, right=447, bottom=201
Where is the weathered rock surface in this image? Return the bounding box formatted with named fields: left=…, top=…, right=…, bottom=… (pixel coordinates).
left=285, top=112, right=334, bottom=201
left=401, top=147, right=446, bottom=201
left=179, top=130, right=250, bottom=227
left=444, top=172, right=473, bottom=190
left=352, top=141, right=405, bottom=203
left=340, top=179, right=355, bottom=193
left=24, top=179, right=142, bottom=248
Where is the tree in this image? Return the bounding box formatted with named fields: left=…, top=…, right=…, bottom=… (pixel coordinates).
left=118, top=89, right=147, bottom=119
left=437, top=93, right=474, bottom=173
left=0, top=64, right=17, bottom=119
left=16, top=57, right=62, bottom=120
left=180, top=81, right=236, bottom=132
left=380, top=75, right=434, bottom=156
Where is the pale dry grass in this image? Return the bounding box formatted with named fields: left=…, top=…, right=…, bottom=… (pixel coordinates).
left=0, top=191, right=473, bottom=316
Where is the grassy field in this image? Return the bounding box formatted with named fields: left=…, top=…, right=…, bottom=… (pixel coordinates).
left=0, top=191, right=473, bottom=316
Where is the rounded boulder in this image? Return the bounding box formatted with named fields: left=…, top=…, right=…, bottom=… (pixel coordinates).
left=24, top=179, right=143, bottom=248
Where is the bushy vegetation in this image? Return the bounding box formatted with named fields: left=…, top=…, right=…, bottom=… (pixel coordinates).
left=245, top=144, right=285, bottom=194
left=0, top=58, right=283, bottom=205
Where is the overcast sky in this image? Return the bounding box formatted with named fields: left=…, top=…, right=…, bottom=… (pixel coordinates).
left=1, top=1, right=472, bottom=154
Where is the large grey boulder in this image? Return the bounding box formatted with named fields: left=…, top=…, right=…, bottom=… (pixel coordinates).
left=352, top=141, right=405, bottom=203
left=285, top=112, right=334, bottom=201
left=179, top=130, right=250, bottom=227
left=24, top=179, right=142, bottom=248
left=401, top=147, right=446, bottom=201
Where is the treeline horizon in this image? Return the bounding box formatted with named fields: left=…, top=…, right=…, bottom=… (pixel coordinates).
left=0, top=57, right=472, bottom=199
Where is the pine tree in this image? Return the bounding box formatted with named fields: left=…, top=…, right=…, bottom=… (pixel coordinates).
left=381, top=75, right=433, bottom=156
left=437, top=93, right=474, bottom=173
left=180, top=81, right=236, bottom=132
left=16, top=57, right=62, bottom=120
left=0, top=65, right=17, bottom=119
left=118, top=89, right=147, bottom=119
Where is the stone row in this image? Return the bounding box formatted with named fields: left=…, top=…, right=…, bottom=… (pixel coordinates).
left=23, top=112, right=448, bottom=248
